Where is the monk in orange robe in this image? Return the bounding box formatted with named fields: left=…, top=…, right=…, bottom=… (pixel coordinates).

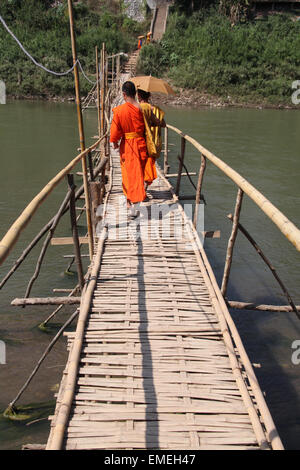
left=110, top=81, right=147, bottom=215
left=137, top=89, right=166, bottom=189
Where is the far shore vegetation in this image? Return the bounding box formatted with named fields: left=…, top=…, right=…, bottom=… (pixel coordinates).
left=0, top=0, right=147, bottom=99
left=137, top=1, right=300, bottom=107
left=0, top=0, right=299, bottom=107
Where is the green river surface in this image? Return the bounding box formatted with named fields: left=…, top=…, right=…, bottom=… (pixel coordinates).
left=0, top=100, right=299, bottom=450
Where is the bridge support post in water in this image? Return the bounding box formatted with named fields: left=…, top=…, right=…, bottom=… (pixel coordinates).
left=221, top=188, right=244, bottom=296
left=68, top=0, right=94, bottom=259
left=194, top=154, right=206, bottom=228
left=163, top=126, right=169, bottom=175
left=67, top=174, right=84, bottom=292
left=175, top=136, right=186, bottom=196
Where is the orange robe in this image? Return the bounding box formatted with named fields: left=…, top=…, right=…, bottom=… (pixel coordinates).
left=151, top=105, right=165, bottom=158
left=110, top=102, right=147, bottom=203
left=140, top=102, right=157, bottom=186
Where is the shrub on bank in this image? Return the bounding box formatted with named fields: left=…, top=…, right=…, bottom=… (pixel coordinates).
left=0, top=0, right=146, bottom=98
left=137, top=9, right=300, bottom=106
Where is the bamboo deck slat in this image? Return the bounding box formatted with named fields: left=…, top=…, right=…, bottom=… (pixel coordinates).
left=46, top=149, right=283, bottom=450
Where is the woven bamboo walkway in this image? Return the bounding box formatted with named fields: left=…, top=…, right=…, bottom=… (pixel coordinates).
left=46, top=149, right=282, bottom=450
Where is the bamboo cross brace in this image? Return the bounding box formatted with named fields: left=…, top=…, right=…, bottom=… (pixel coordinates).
left=23, top=188, right=73, bottom=301
left=194, top=154, right=206, bottom=228
left=175, top=137, right=186, bottom=196
left=7, top=310, right=79, bottom=413
left=227, top=213, right=300, bottom=321
left=167, top=124, right=300, bottom=251
left=221, top=189, right=244, bottom=297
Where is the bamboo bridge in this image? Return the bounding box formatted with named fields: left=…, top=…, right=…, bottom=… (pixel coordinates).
left=1, top=8, right=300, bottom=452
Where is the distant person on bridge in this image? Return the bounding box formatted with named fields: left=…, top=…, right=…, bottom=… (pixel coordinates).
left=110, top=81, right=148, bottom=218
left=137, top=88, right=166, bottom=189
left=146, top=32, right=152, bottom=44
left=137, top=35, right=144, bottom=50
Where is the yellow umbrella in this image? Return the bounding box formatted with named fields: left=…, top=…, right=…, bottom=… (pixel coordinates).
left=130, top=75, right=175, bottom=95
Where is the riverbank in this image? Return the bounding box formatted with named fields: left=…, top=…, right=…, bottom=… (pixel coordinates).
left=138, top=8, right=300, bottom=109
left=7, top=87, right=299, bottom=111
left=151, top=86, right=299, bottom=110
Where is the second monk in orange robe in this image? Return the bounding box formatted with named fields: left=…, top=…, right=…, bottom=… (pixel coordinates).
left=110, top=81, right=147, bottom=207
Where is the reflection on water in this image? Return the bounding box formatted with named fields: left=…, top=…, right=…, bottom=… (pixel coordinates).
left=0, top=101, right=299, bottom=449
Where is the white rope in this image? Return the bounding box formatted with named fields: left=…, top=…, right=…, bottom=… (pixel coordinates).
left=0, top=14, right=100, bottom=84
left=0, top=14, right=78, bottom=76
left=77, top=60, right=97, bottom=85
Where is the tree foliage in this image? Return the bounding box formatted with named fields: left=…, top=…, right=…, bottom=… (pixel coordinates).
left=0, top=0, right=145, bottom=98
left=138, top=8, right=300, bottom=105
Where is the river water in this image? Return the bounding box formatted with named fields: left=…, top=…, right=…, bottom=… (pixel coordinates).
left=0, top=100, right=299, bottom=449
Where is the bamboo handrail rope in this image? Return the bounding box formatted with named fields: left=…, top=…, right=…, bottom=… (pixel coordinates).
left=47, top=147, right=113, bottom=450
left=167, top=124, right=300, bottom=252
left=156, top=164, right=284, bottom=450
left=0, top=138, right=102, bottom=266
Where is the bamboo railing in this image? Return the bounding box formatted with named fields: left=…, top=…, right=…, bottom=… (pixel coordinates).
left=166, top=124, right=300, bottom=252
left=0, top=139, right=101, bottom=266
left=164, top=124, right=300, bottom=318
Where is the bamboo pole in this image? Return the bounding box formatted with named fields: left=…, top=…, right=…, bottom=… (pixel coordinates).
left=46, top=227, right=107, bottom=450
left=177, top=156, right=197, bottom=191
left=116, top=54, right=120, bottom=91
left=193, top=154, right=206, bottom=228
left=163, top=126, right=169, bottom=175
left=0, top=139, right=100, bottom=266
left=175, top=137, right=186, bottom=196
left=112, top=55, right=115, bottom=89
left=221, top=189, right=244, bottom=297
left=6, top=309, right=79, bottom=414
left=96, top=46, right=101, bottom=146
left=41, top=285, right=80, bottom=328
left=227, top=301, right=300, bottom=313
left=100, top=43, right=106, bottom=138
left=12, top=297, right=81, bottom=306
left=157, top=165, right=283, bottom=449
left=227, top=213, right=300, bottom=320
left=67, top=174, right=84, bottom=291
left=0, top=140, right=107, bottom=274
left=67, top=0, right=94, bottom=260
left=46, top=132, right=113, bottom=451
left=23, top=189, right=73, bottom=301
left=167, top=124, right=300, bottom=252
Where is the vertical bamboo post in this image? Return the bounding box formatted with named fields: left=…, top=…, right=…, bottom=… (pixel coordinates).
left=100, top=43, right=107, bottom=196
left=175, top=137, right=186, bottom=196
left=100, top=43, right=106, bottom=139
left=193, top=154, right=206, bottom=228
left=164, top=126, right=169, bottom=175
left=96, top=46, right=101, bottom=142
left=87, top=152, right=94, bottom=182
left=116, top=54, right=120, bottom=91
left=221, top=188, right=244, bottom=297
left=227, top=214, right=300, bottom=321
left=67, top=174, right=84, bottom=291
left=105, top=47, right=108, bottom=92
left=67, top=0, right=94, bottom=259
left=112, top=55, right=115, bottom=89
left=105, top=49, right=109, bottom=156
